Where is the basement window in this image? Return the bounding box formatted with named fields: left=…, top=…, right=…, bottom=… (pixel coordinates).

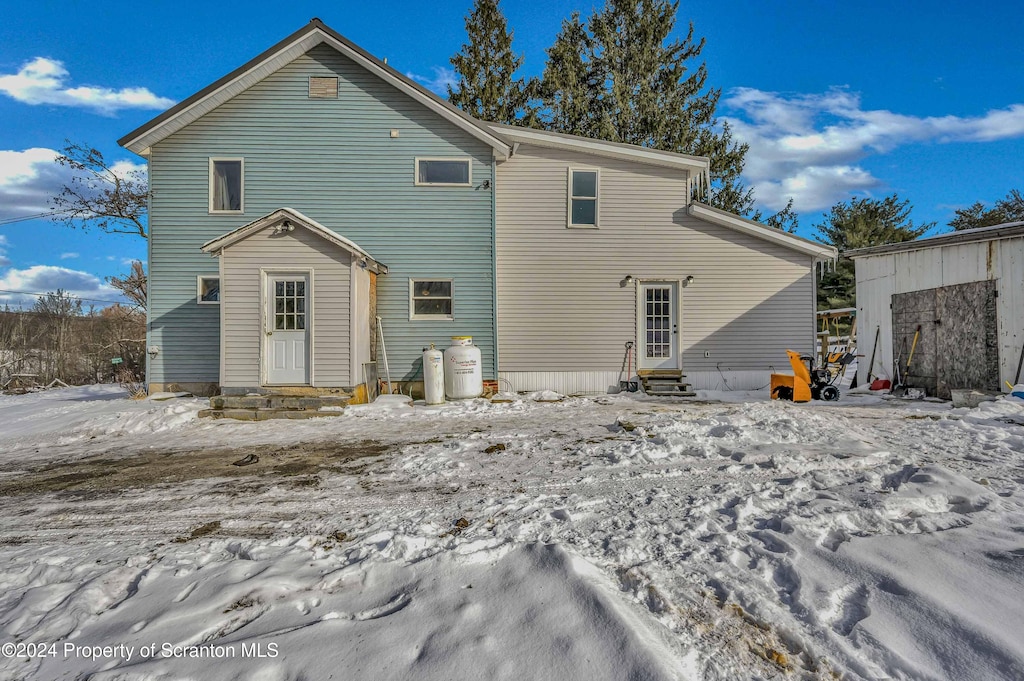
left=409, top=279, right=453, bottom=320
left=415, top=158, right=471, bottom=186
left=309, top=76, right=339, bottom=99
left=197, top=276, right=220, bottom=304
left=568, top=168, right=599, bottom=227
left=209, top=158, right=243, bottom=213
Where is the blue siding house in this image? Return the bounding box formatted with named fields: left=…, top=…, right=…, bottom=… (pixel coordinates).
left=121, top=19, right=835, bottom=398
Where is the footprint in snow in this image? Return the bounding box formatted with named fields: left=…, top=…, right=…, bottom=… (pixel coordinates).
left=321, top=592, right=412, bottom=622
left=831, top=584, right=870, bottom=636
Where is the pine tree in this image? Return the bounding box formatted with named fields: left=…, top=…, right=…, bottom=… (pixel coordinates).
left=948, top=189, right=1024, bottom=231
left=537, top=13, right=595, bottom=137
left=537, top=0, right=752, bottom=215
left=448, top=0, right=534, bottom=125
left=815, top=195, right=933, bottom=310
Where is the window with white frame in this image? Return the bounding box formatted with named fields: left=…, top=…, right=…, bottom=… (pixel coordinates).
left=209, top=158, right=243, bottom=213
left=409, top=279, right=453, bottom=319
left=568, top=168, right=598, bottom=227
left=415, top=158, right=471, bottom=186
left=197, top=276, right=220, bottom=304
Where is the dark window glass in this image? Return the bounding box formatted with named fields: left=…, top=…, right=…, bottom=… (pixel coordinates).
left=418, top=160, right=470, bottom=185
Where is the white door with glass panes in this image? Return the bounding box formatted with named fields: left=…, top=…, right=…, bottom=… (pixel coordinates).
left=266, top=274, right=309, bottom=384
left=638, top=282, right=678, bottom=370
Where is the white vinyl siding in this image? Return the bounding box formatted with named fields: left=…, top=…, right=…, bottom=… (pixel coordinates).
left=219, top=226, right=352, bottom=388
left=496, top=144, right=814, bottom=375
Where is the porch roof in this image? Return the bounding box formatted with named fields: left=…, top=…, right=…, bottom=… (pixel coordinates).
left=200, top=207, right=388, bottom=274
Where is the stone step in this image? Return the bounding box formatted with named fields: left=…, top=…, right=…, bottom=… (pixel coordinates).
left=198, top=408, right=345, bottom=421
left=209, top=394, right=350, bottom=411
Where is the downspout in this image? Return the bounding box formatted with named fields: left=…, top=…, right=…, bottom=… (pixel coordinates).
left=491, top=156, right=499, bottom=381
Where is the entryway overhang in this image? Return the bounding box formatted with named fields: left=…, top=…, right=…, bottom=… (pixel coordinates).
left=200, top=207, right=387, bottom=274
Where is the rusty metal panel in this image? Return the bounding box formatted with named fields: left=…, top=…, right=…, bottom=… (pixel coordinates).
left=936, top=280, right=1000, bottom=397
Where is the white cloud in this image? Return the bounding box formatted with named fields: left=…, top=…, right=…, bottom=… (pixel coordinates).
left=0, top=148, right=146, bottom=221
left=0, top=57, right=175, bottom=115
left=60, top=252, right=79, bottom=259
left=0, top=265, right=123, bottom=308
left=0, top=235, right=9, bottom=267
left=407, top=66, right=457, bottom=95
left=722, top=88, right=1024, bottom=213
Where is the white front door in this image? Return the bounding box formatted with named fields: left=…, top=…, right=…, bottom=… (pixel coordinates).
left=266, top=274, right=309, bottom=385
left=638, top=282, right=679, bottom=370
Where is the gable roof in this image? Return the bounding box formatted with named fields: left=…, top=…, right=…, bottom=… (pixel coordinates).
left=118, top=19, right=511, bottom=159
left=489, top=123, right=710, bottom=186
left=687, top=202, right=837, bottom=260
left=200, top=207, right=387, bottom=274
left=846, top=221, right=1024, bottom=259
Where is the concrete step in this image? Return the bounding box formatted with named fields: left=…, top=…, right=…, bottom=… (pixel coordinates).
left=644, top=390, right=697, bottom=397
left=209, top=394, right=350, bottom=411
left=198, top=408, right=345, bottom=421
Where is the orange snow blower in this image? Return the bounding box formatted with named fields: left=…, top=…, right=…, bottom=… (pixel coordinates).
left=771, top=350, right=845, bottom=402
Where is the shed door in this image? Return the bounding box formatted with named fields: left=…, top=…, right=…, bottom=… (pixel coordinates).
left=891, top=280, right=999, bottom=398
left=266, top=275, right=309, bottom=385
left=639, top=282, right=679, bottom=370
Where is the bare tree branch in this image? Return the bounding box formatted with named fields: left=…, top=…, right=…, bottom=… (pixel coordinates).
left=50, top=140, right=149, bottom=239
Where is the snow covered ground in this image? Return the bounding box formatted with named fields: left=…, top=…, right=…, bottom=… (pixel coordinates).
left=1, top=386, right=1023, bottom=680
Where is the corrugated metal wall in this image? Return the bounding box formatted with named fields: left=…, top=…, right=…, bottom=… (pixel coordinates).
left=855, top=236, right=1024, bottom=390
left=495, top=144, right=815, bottom=379
left=148, top=44, right=496, bottom=387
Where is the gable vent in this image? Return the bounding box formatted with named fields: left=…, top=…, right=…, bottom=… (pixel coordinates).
left=309, top=76, right=339, bottom=99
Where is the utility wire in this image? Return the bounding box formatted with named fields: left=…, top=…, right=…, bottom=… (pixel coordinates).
left=0, top=288, right=127, bottom=305
left=0, top=209, right=73, bottom=226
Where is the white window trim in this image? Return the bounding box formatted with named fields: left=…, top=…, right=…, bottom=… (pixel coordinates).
left=414, top=157, right=472, bottom=187
left=197, top=275, right=220, bottom=305
left=208, top=157, right=245, bottom=214
left=409, top=278, right=454, bottom=321
left=567, top=167, right=600, bottom=228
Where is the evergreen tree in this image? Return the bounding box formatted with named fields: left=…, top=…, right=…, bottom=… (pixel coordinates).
left=537, top=0, right=751, bottom=215
left=448, top=0, right=535, bottom=125
left=537, top=13, right=595, bottom=137
left=815, top=195, right=933, bottom=310
left=948, top=189, right=1024, bottom=230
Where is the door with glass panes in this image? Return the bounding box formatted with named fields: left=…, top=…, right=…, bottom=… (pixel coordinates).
left=638, top=281, right=679, bottom=370
left=266, top=274, right=309, bottom=384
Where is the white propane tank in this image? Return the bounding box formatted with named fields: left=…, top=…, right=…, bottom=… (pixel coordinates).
left=423, top=344, right=445, bottom=405
left=444, top=336, right=483, bottom=399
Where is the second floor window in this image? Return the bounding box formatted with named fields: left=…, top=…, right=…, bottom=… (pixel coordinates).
left=568, top=168, right=598, bottom=227
left=210, top=158, right=243, bottom=213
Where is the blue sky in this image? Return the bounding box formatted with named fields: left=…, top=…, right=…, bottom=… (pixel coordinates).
left=1, top=0, right=1022, bottom=307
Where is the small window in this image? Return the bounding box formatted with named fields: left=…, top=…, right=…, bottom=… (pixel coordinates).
left=415, top=158, right=471, bottom=186
left=410, top=279, right=453, bottom=319
left=309, top=76, right=339, bottom=99
left=197, top=276, right=220, bottom=304
left=568, top=168, right=598, bottom=227
left=209, top=158, right=243, bottom=213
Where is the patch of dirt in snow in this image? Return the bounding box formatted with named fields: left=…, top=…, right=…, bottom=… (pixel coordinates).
left=0, top=439, right=389, bottom=498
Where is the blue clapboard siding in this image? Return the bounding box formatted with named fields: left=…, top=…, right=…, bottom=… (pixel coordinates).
left=148, top=44, right=496, bottom=386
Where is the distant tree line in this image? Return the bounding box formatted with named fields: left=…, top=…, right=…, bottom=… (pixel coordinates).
left=0, top=291, right=145, bottom=390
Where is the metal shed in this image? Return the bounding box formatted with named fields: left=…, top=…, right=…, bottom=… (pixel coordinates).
left=848, top=222, right=1024, bottom=397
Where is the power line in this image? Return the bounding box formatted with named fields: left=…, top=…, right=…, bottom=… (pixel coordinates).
left=0, top=209, right=74, bottom=227
left=0, top=288, right=127, bottom=305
